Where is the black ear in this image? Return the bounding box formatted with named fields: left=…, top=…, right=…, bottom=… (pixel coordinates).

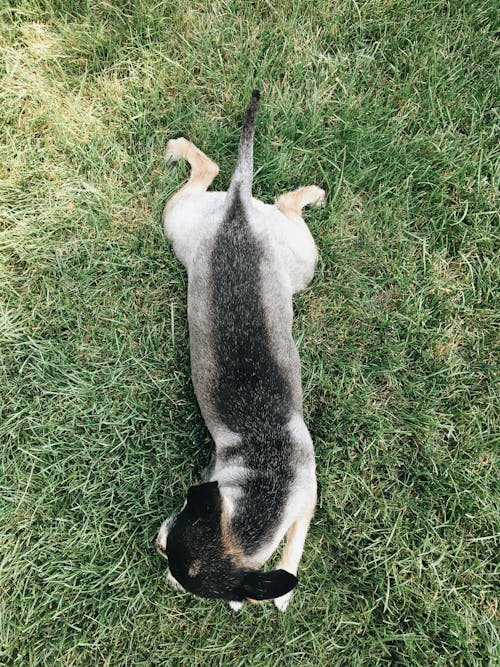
left=242, top=569, right=298, bottom=600
left=186, top=481, right=221, bottom=518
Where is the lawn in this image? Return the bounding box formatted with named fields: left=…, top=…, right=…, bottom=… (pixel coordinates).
left=0, top=1, right=498, bottom=665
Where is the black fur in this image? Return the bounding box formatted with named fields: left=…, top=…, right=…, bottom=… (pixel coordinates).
left=209, top=190, right=294, bottom=552
left=242, top=569, right=298, bottom=600
left=167, top=483, right=247, bottom=600
left=166, top=482, right=298, bottom=600
left=226, top=89, right=261, bottom=201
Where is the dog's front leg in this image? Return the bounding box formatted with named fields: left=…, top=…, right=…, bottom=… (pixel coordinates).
left=274, top=507, right=315, bottom=612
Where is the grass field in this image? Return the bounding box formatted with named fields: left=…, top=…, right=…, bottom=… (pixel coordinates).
left=1, top=1, right=498, bottom=665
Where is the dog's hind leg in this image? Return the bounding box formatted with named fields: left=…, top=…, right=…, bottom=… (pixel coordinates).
left=162, top=138, right=220, bottom=266
left=164, top=138, right=219, bottom=210
left=276, top=185, right=325, bottom=222
left=272, top=186, right=325, bottom=293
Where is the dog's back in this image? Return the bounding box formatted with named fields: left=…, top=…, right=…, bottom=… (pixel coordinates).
left=185, top=94, right=313, bottom=560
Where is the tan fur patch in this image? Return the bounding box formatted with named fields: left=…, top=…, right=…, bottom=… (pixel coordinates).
left=277, top=502, right=316, bottom=575
left=164, top=137, right=219, bottom=211
left=276, top=185, right=325, bottom=222
left=220, top=499, right=254, bottom=569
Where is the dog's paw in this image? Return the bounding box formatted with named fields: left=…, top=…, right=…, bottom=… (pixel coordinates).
left=165, top=137, right=188, bottom=163
left=166, top=569, right=186, bottom=592
left=228, top=600, right=244, bottom=612
left=309, top=186, right=326, bottom=207
left=274, top=591, right=293, bottom=613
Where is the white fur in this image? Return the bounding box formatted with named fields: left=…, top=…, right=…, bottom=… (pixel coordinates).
left=156, top=515, right=175, bottom=554
left=274, top=591, right=293, bottom=612
left=167, top=569, right=186, bottom=592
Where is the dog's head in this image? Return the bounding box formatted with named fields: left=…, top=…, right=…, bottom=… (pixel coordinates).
left=156, top=481, right=297, bottom=601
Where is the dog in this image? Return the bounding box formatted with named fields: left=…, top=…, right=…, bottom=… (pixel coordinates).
left=156, top=91, right=324, bottom=611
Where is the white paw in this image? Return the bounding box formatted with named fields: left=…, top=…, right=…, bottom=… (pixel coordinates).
left=167, top=569, right=185, bottom=592
left=274, top=591, right=293, bottom=613
left=156, top=517, right=173, bottom=556
left=309, top=186, right=326, bottom=207
left=228, top=600, right=244, bottom=612
left=165, top=137, right=188, bottom=163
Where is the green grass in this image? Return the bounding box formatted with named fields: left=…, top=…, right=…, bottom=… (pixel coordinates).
left=1, top=1, right=498, bottom=664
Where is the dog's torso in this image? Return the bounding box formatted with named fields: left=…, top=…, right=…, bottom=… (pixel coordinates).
left=165, top=190, right=315, bottom=562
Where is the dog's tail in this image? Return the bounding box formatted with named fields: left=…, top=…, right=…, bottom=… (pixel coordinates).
left=225, top=90, right=260, bottom=206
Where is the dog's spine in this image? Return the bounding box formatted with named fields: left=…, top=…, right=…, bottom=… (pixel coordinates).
left=225, top=90, right=260, bottom=206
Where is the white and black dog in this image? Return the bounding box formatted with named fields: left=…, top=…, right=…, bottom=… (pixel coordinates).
left=156, top=91, right=324, bottom=611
